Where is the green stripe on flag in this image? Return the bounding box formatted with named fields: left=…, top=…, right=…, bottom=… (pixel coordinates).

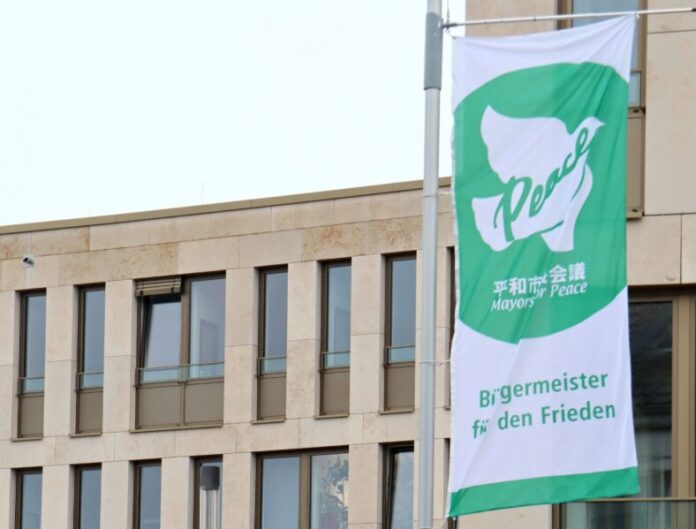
left=449, top=467, right=639, bottom=516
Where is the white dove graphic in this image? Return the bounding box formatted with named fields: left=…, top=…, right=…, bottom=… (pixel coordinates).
left=472, top=106, right=604, bottom=252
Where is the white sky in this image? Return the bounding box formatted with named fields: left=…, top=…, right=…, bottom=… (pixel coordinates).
left=0, top=1, right=466, bottom=226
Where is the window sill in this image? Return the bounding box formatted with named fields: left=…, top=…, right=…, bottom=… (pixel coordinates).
left=70, top=431, right=102, bottom=438
left=130, top=422, right=223, bottom=434
left=11, top=436, right=42, bottom=442
left=252, top=418, right=286, bottom=425
left=379, top=409, right=414, bottom=415
left=315, top=413, right=349, bottom=420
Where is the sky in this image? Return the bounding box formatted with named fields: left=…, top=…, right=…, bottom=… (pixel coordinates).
left=0, top=1, right=466, bottom=226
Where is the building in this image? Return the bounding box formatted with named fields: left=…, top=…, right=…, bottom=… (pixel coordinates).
left=1, top=1, right=694, bottom=528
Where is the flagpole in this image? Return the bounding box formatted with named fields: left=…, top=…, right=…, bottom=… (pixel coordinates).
left=444, top=7, right=696, bottom=28
left=420, top=1, right=442, bottom=528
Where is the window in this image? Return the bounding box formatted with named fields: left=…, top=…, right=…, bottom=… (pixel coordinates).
left=561, top=0, right=646, bottom=216
left=320, top=261, right=351, bottom=416
left=194, top=458, right=222, bottom=529
left=136, top=275, right=225, bottom=429
left=384, top=255, right=416, bottom=411
left=76, top=286, right=105, bottom=434
left=257, top=267, right=288, bottom=420
left=257, top=450, right=348, bottom=529
left=561, top=296, right=680, bottom=528
left=75, top=466, right=101, bottom=529
left=135, top=462, right=161, bottom=529
left=384, top=445, right=414, bottom=529
left=18, top=291, right=46, bottom=438
left=15, top=469, right=42, bottom=529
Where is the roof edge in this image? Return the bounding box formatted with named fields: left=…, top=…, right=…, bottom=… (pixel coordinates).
left=0, top=177, right=452, bottom=235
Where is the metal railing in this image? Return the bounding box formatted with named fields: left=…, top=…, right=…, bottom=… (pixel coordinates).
left=77, top=371, right=104, bottom=389
left=321, top=350, right=350, bottom=369
left=257, top=356, right=286, bottom=375
left=386, top=345, right=416, bottom=364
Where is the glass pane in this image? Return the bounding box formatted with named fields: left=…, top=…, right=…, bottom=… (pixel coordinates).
left=564, top=500, right=688, bottom=529
left=310, top=453, right=348, bottom=529
left=189, top=277, right=225, bottom=368
left=24, top=293, right=46, bottom=379
left=572, top=0, right=640, bottom=70
left=20, top=472, right=42, bottom=529
left=187, top=362, right=224, bottom=379
left=259, top=357, right=287, bottom=374
left=197, top=460, right=222, bottom=529
left=323, top=352, right=350, bottom=369
left=143, top=295, right=181, bottom=369
left=79, top=372, right=104, bottom=389
left=261, top=457, right=299, bottom=529
left=263, top=270, right=288, bottom=360
left=387, top=346, right=415, bottom=364
left=139, top=367, right=181, bottom=384
left=630, top=301, right=672, bottom=497
left=82, top=288, right=105, bottom=376
left=326, top=263, right=351, bottom=355
left=21, top=377, right=45, bottom=393
left=389, top=449, right=414, bottom=529
left=389, top=258, right=416, bottom=348
left=79, top=467, right=101, bottom=529
left=138, top=464, right=161, bottom=529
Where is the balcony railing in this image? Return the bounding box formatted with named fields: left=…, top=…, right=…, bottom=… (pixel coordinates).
left=19, top=376, right=44, bottom=394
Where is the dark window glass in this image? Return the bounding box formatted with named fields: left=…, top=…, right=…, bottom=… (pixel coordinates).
left=564, top=301, right=672, bottom=528
left=571, top=0, right=641, bottom=105
left=323, top=262, right=351, bottom=368
left=141, top=295, right=181, bottom=381
left=386, top=447, right=414, bottom=529
left=76, top=467, right=101, bottom=529
left=80, top=288, right=105, bottom=388
left=261, top=456, right=299, bottom=529
left=195, top=459, right=222, bottom=529
left=310, top=453, right=349, bottom=529
left=17, top=470, right=42, bottom=529
left=136, top=463, right=161, bottom=529
left=387, top=256, right=416, bottom=363
left=21, top=293, right=46, bottom=393
left=189, top=277, right=225, bottom=368
left=260, top=269, right=288, bottom=373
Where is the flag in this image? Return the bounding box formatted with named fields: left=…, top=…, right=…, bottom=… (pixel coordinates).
left=448, top=16, right=639, bottom=516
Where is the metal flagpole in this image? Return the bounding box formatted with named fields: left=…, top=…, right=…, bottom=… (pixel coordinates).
left=420, top=0, right=442, bottom=528
left=444, top=7, right=696, bottom=28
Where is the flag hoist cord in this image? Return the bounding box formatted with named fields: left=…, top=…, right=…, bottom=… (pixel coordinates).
left=419, top=5, right=696, bottom=529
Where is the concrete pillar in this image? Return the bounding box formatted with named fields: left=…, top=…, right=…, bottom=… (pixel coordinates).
left=223, top=452, right=254, bottom=529
left=103, top=280, right=136, bottom=433
left=286, top=262, right=320, bottom=419
left=101, top=461, right=132, bottom=529
left=161, top=457, right=192, bottom=529
left=348, top=443, right=382, bottom=527
left=41, top=465, right=72, bottom=529
left=44, top=286, right=77, bottom=437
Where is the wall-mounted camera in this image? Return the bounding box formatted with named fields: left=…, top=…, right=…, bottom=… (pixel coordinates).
left=21, top=254, right=35, bottom=268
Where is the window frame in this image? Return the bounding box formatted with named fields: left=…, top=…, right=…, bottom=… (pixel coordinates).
left=136, top=273, right=226, bottom=384
left=384, top=253, right=417, bottom=412
left=15, top=468, right=42, bottom=529
left=255, top=448, right=349, bottom=529
left=73, top=464, right=101, bottom=529
left=18, top=290, right=47, bottom=395
left=133, top=460, right=162, bottom=529
left=77, top=284, right=106, bottom=389
left=257, top=266, right=289, bottom=376
left=319, top=260, right=351, bottom=417
left=383, top=444, right=415, bottom=529
left=555, top=289, right=696, bottom=528
left=193, top=456, right=223, bottom=529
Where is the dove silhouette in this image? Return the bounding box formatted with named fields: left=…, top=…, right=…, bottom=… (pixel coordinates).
left=472, top=106, right=604, bottom=252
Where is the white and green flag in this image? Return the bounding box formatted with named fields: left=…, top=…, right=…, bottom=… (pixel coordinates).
left=448, top=16, right=639, bottom=515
